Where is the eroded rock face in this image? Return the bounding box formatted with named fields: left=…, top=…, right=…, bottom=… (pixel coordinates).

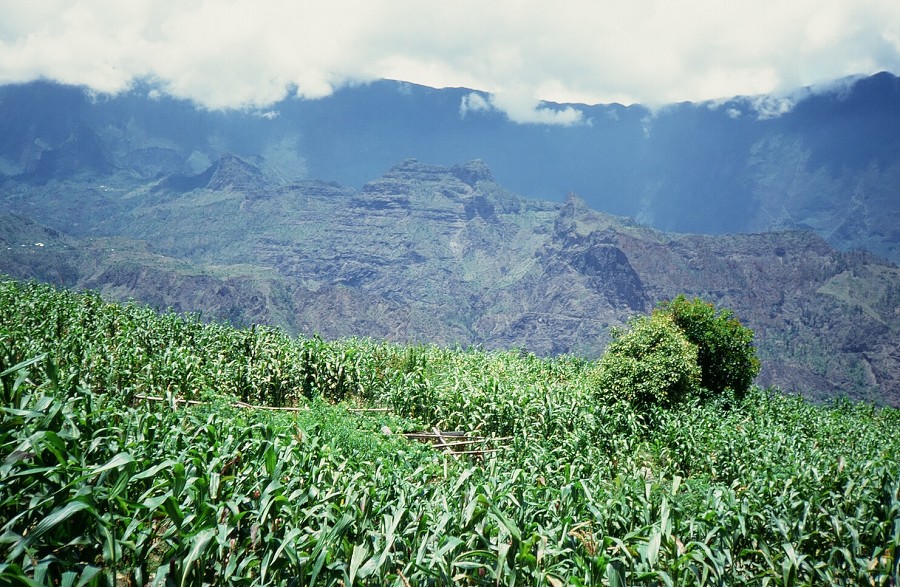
left=569, top=245, right=646, bottom=310
left=451, top=160, right=494, bottom=186
left=1, top=157, right=898, bottom=405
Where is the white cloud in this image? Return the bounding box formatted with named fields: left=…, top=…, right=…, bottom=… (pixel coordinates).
left=460, top=89, right=585, bottom=126
left=749, top=96, right=796, bottom=120
left=459, top=92, right=491, bottom=118
left=0, top=0, right=898, bottom=120
left=488, top=91, right=585, bottom=126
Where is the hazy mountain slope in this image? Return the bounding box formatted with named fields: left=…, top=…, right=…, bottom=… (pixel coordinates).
left=0, top=74, right=898, bottom=261
left=1, top=158, right=897, bottom=405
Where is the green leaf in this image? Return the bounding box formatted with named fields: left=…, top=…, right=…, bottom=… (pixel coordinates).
left=489, top=506, right=521, bottom=542
left=607, top=559, right=626, bottom=587
left=660, top=498, right=671, bottom=537
left=309, top=547, right=327, bottom=587
left=131, top=459, right=177, bottom=482
left=141, top=492, right=171, bottom=511
left=0, top=354, right=47, bottom=379
left=75, top=566, right=102, bottom=587
left=436, top=536, right=463, bottom=558
left=163, top=496, right=185, bottom=530
left=271, top=527, right=303, bottom=565
left=0, top=563, right=43, bottom=587
left=349, top=543, right=369, bottom=584
left=181, top=528, right=216, bottom=587
left=7, top=500, right=93, bottom=561
left=264, top=444, right=277, bottom=476
left=646, top=530, right=661, bottom=566
left=28, top=500, right=92, bottom=541
left=92, top=452, right=135, bottom=476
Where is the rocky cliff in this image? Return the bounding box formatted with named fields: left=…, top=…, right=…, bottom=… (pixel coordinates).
left=1, top=157, right=898, bottom=405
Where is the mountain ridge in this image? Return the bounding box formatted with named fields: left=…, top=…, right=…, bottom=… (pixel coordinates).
left=1, top=155, right=898, bottom=405
left=1, top=74, right=898, bottom=261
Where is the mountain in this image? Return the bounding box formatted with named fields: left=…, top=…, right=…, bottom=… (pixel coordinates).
left=1, top=157, right=898, bottom=406
left=0, top=74, right=898, bottom=262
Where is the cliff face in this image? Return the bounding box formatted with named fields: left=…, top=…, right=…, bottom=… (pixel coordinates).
left=2, top=156, right=898, bottom=405
left=2, top=75, right=899, bottom=262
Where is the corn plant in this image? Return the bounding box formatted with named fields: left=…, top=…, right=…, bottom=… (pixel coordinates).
left=2, top=276, right=899, bottom=585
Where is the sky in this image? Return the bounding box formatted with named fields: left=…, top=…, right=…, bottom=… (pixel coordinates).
left=1, top=0, right=898, bottom=124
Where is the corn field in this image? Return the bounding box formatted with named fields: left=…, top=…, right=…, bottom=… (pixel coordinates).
left=1, top=277, right=898, bottom=585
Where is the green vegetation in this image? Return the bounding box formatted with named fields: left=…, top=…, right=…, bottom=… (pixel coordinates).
left=1, top=278, right=899, bottom=585
left=658, top=296, right=761, bottom=400
left=592, top=297, right=760, bottom=409
left=592, top=313, right=700, bottom=409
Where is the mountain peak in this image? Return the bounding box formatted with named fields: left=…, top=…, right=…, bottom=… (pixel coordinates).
left=24, top=124, right=113, bottom=181
left=380, top=159, right=452, bottom=181
left=206, top=153, right=268, bottom=193
left=562, top=192, right=589, bottom=213
left=451, top=160, right=494, bottom=186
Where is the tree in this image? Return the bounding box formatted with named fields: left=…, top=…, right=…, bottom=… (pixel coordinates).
left=594, top=312, right=701, bottom=409
left=656, top=295, right=760, bottom=399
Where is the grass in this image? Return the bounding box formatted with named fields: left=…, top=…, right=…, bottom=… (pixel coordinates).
left=1, top=277, right=899, bottom=585
left=817, top=265, right=900, bottom=326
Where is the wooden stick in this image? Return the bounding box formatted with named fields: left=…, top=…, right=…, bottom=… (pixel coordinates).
left=251, top=405, right=310, bottom=412
left=431, top=426, right=452, bottom=452
left=133, top=394, right=310, bottom=412
left=402, top=432, right=472, bottom=439
left=133, top=396, right=511, bottom=456
left=435, top=438, right=493, bottom=448
left=134, top=394, right=203, bottom=406
left=402, top=433, right=513, bottom=443
left=453, top=448, right=507, bottom=456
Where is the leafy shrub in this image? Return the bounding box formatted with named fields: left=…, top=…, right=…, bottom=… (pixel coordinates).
left=657, top=295, right=760, bottom=399
left=594, top=312, right=701, bottom=408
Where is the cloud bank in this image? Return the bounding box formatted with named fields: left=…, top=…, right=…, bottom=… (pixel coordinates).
left=460, top=90, right=584, bottom=125
left=1, top=0, right=898, bottom=124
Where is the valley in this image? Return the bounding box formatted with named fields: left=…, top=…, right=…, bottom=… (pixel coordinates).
left=2, top=155, right=898, bottom=405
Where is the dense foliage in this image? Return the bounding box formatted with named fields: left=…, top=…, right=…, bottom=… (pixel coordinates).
left=592, top=313, right=701, bottom=409
left=657, top=296, right=761, bottom=399
left=1, top=278, right=899, bottom=585
left=592, top=297, right=760, bottom=409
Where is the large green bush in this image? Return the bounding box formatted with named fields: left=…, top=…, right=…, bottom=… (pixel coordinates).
left=657, top=295, right=760, bottom=399
left=595, top=296, right=761, bottom=408
left=594, top=312, right=701, bottom=408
